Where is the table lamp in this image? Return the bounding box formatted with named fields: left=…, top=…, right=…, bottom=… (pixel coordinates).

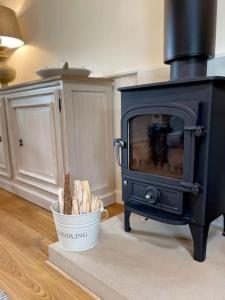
left=0, top=6, right=24, bottom=87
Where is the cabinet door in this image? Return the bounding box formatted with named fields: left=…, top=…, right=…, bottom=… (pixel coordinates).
left=64, top=84, right=114, bottom=200
left=6, top=90, right=63, bottom=192
left=0, top=98, right=11, bottom=178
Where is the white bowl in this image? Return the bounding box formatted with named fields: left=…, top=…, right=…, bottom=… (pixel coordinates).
left=36, top=68, right=91, bottom=79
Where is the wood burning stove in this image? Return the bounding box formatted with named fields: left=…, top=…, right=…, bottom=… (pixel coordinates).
left=114, top=0, right=225, bottom=262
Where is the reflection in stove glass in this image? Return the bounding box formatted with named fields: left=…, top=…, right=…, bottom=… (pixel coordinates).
left=129, top=114, right=184, bottom=179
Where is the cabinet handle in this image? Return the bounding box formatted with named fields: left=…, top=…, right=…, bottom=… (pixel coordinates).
left=19, top=139, right=23, bottom=146
left=0, top=136, right=2, bottom=142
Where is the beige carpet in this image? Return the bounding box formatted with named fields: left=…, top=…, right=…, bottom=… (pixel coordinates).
left=49, top=214, right=225, bottom=300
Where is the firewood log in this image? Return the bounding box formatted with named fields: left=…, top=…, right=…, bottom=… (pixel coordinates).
left=63, top=173, right=72, bottom=215
left=82, top=180, right=90, bottom=194
left=77, top=180, right=83, bottom=214
left=91, top=195, right=96, bottom=212
left=72, top=196, right=80, bottom=215
left=72, top=179, right=101, bottom=214
left=90, top=196, right=100, bottom=212
left=82, top=190, right=88, bottom=214
left=86, top=197, right=91, bottom=213
left=82, top=181, right=91, bottom=213
left=73, top=180, right=79, bottom=214
left=95, top=197, right=101, bottom=210
left=58, top=188, right=64, bottom=214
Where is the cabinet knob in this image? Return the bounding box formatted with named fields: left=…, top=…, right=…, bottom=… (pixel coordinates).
left=19, top=139, right=23, bottom=146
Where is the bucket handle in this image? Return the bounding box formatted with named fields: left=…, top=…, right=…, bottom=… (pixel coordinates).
left=101, top=209, right=108, bottom=222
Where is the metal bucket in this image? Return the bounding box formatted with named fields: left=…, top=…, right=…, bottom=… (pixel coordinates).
left=51, top=201, right=107, bottom=252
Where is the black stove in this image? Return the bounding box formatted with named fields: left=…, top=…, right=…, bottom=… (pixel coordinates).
left=114, top=0, right=224, bottom=262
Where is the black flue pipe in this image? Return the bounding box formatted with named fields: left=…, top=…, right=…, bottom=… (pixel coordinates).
left=164, top=0, right=217, bottom=80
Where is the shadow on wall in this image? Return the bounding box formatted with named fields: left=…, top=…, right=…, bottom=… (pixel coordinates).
left=9, top=44, right=58, bottom=83
left=0, top=0, right=27, bottom=13
left=8, top=0, right=60, bottom=83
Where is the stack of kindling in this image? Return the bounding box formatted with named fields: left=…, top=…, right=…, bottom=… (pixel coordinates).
left=58, top=173, right=101, bottom=215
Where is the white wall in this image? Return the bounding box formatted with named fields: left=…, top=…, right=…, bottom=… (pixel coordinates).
left=1, top=0, right=225, bottom=84
left=215, top=0, right=225, bottom=55
left=5, top=0, right=164, bottom=84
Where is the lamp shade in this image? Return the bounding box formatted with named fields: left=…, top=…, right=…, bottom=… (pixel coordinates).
left=0, top=6, right=24, bottom=48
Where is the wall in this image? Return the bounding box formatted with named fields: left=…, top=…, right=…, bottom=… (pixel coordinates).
left=215, top=0, right=225, bottom=55
left=1, top=0, right=225, bottom=84
left=4, top=0, right=164, bottom=84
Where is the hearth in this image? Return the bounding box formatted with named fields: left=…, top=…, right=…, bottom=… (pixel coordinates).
left=114, top=0, right=225, bottom=262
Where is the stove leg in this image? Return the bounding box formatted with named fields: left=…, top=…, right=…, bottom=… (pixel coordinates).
left=223, top=214, right=225, bottom=236
left=124, top=208, right=131, bottom=232
left=189, top=223, right=209, bottom=262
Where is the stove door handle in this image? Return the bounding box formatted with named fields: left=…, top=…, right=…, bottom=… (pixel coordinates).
left=184, top=126, right=206, bottom=137
left=180, top=181, right=201, bottom=195
left=114, top=138, right=125, bottom=166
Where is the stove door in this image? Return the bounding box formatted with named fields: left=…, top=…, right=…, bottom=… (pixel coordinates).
left=121, top=103, right=200, bottom=192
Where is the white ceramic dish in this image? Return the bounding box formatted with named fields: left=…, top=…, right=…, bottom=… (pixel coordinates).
left=36, top=68, right=91, bottom=79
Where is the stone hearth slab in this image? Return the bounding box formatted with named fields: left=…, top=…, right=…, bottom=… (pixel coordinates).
left=48, top=214, right=225, bottom=300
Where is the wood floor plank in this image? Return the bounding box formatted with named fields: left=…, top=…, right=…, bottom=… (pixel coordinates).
left=0, top=188, right=123, bottom=299
left=0, top=237, right=92, bottom=300
left=0, top=193, right=57, bottom=241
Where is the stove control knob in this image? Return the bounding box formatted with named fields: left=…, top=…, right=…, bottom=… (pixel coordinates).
left=145, top=193, right=152, bottom=200
left=145, top=186, right=160, bottom=205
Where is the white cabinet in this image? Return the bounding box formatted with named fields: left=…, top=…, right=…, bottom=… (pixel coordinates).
left=0, top=77, right=115, bottom=209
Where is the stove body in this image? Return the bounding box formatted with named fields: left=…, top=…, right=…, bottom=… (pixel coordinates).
left=118, top=77, right=225, bottom=262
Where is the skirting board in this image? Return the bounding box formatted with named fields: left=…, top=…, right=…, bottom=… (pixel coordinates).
left=0, top=178, right=115, bottom=211
left=0, top=177, right=55, bottom=210
left=115, top=189, right=123, bottom=204
left=100, top=191, right=116, bottom=207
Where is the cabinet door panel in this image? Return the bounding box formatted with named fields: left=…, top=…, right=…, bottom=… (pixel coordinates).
left=6, top=90, right=63, bottom=192
left=0, top=113, right=5, bottom=168
left=65, top=85, right=114, bottom=197
left=16, top=105, right=55, bottom=181
left=0, top=99, right=11, bottom=178
left=73, top=92, right=109, bottom=190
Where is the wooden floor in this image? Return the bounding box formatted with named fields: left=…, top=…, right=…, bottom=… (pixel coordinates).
left=0, top=189, right=123, bottom=299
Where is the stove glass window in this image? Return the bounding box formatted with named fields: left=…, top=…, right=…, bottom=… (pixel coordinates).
left=129, top=114, right=184, bottom=179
